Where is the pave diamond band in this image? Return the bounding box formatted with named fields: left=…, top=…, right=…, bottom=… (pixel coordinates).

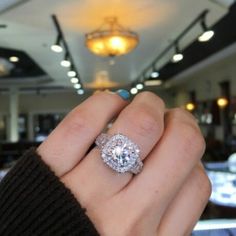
left=95, top=133, right=143, bottom=174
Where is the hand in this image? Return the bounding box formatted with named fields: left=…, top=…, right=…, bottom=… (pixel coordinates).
left=37, top=91, right=211, bottom=236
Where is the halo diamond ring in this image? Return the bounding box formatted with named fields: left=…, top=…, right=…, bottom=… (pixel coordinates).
left=95, top=133, right=143, bottom=174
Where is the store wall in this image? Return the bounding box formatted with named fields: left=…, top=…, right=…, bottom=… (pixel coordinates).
left=174, top=53, right=236, bottom=105
left=0, top=95, right=8, bottom=114
left=0, top=88, right=174, bottom=115
left=173, top=53, right=236, bottom=140
left=0, top=91, right=84, bottom=115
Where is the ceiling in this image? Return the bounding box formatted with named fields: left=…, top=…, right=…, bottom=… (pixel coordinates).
left=158, top=3, right=236, bottom=82
left=0, top=0, right=233, bottom=89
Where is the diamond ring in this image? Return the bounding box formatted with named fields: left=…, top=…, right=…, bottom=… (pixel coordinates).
left=95, top=133, right=143, bottom=174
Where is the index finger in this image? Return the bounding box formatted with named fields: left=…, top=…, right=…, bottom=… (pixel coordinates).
left=37, top=91, right=128, bottom=177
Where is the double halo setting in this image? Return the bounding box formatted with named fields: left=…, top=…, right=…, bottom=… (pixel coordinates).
left=95, top=133, right=143, bottom=174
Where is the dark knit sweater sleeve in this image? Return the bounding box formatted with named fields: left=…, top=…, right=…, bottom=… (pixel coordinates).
left=0, top=148, right=99, bottom=236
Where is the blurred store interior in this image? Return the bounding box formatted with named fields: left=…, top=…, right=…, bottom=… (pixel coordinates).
left=1, top=0, right=236, bottom=234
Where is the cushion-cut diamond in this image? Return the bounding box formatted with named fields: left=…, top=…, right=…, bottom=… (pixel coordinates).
left=112, top=145, right=131, bottom=167
left=101, top=134, right=140, bottom=173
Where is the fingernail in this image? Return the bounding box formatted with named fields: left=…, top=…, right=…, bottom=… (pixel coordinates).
left=116, top=89, right=130, bottom=100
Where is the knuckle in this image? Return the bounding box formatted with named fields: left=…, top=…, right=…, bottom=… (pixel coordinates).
left=169, top=107, right=197, bottom=124
left=135, top=91, right=165, bottom=109
left=67, top=109, right=92, bottom=135
left=196, top=167, right=212, bottom=198
left=174, top=121, right=206, bottom=157
left=132, top=108, right=160, bottom=136
left=92, top=91, right=112, bottom=101
left=170, top=107, right=185, bottom=118
left=170, top=107, right=191, bottom=120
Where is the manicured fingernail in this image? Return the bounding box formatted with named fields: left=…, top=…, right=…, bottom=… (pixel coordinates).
left=116, top=89, right=130, bottom=100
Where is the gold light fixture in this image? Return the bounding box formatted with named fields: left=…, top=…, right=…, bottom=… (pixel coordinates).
left=217, top=97, right=228, bottom=108
left=86, top=71, right=119, bottom=89
left=85, top=17, right=139, bottom=57
left=185, top=102, right=195, bottom=111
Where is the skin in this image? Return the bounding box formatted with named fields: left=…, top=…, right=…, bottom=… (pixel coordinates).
left=38, top=91, right=211, bottom=236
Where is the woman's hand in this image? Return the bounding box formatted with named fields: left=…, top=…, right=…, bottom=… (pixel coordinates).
left=37, top=91, right=211, bottom=236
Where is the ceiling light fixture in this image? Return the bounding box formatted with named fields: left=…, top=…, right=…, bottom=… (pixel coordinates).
left=74, top=83, right=82, bottom=89
left=52, top=14, right=84, bottom=92
left=130, top=87, right=138, bottom=95
left=51, top=35, right=63, bottom=53
left=136, top=83, right=144, bottom=90
left=9, top=56, right=19, bottom=62
left=61, top=53, right=71, bottom=67
left=67, top=70, right=77, bottom=77
left=185, top=102, right=195, bottom=111
left=198, top=17, right=214, bottom=42
left=217, top=97, right=228, bottom=108
left=151, top=71, right=159, bottom=78
left=68, top=64, right=77, bottom=77
left=77, top=89, right=85, bottom=95
left=85, top=17, right=139, bottom=57
left=70, top=77, right=79, bottom=84
left=172, top=43, right=183, bottom=63
left=134, top=10, right=211, bottom=85
left=144, top=80, right=162, bottom=86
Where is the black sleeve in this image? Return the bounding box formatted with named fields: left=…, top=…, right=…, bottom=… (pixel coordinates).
left=0, top=148, right=100, bottom=236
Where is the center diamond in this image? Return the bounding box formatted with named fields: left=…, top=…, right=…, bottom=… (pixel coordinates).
left=102, top=134, right=140, bottom=173
left=113, top=145, right=132, bottom=167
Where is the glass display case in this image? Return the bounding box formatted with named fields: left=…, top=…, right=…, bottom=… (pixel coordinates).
left=192, top=161, right=236, bottom=235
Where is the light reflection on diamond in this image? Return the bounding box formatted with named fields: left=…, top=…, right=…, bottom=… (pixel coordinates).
left=101, top=134, right=140, bottom=173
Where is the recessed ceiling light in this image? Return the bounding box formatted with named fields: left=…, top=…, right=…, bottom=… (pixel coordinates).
left=9, top=56, right=19, bottom=62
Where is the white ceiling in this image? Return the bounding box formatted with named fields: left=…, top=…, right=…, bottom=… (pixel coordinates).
left=0, top=0, right=232, bottom=89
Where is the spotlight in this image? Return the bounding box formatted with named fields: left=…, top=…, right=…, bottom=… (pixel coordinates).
left=70, top=77, right=79, bottom=83
left=9, top=56, right=19, bottom=62
left=61, top=54, right=71, bottom=67
left=136, top=83, right=144, bottom=90
left=172, top=43, right=184, bottom=63
left=151, top=71, right=159, bottom=78
left=172, top=43, right=183, bottom=63
left=74, top=84, right=82, bottom=89
left=130, top=87, right=138, bottom=95
left=77, top=89, right=84, bottom=95
left=51, top=35, right=63, bottom=53
left=198, top=18, right=214, bottom=42
left=61, top=60, right=71, bottom=67
left=172, top=53, right=183, bottom=63
left=68, top=71, right=77, bottom=77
